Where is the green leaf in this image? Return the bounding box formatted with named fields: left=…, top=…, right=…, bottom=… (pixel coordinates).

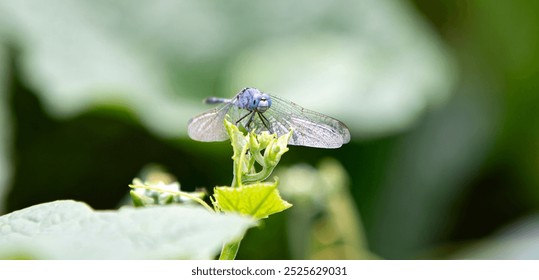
left=213, top=181, right=292, bottom=220
left=0, top=200, right=255, bottom=259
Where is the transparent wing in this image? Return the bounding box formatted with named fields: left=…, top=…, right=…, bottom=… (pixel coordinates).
left=251, top=95, right=351, bottom=148
left=187, top=102, right=233, bottom=142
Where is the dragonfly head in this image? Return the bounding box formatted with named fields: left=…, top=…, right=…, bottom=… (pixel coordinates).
left=256, top=93, right=271, bottom=113
left=242, top=88, right=272, bottom=112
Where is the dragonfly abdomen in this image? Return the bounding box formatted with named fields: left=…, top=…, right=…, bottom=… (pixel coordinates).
left=204, top=97, right=230, bottom=104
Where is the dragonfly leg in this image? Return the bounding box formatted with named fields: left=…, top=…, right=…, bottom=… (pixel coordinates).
left=245, top=111, right=256, bottom=131
left=236, top=111, right=253, bottom=126
left=257, top=112, right=273, bottom=133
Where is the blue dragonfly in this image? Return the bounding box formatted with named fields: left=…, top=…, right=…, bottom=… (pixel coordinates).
left=188, top=88, right=350, bottom=148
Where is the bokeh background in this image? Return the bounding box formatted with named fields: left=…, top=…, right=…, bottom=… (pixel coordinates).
left=1, top=0, right=539, bottom=259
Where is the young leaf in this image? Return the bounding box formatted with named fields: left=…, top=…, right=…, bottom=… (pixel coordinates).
left=213, top=181, right=292, bottom=220
left=224, top=119, right=292, bottom=185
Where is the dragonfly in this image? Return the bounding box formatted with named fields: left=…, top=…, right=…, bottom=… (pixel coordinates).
left=187, top=87, right=351, bottom=149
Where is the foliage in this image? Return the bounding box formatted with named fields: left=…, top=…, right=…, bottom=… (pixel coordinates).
left=0, top=200, right=254, bottom=259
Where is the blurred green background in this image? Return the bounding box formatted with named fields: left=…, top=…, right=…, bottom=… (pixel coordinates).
left=1, top=0, right=539, bottom=259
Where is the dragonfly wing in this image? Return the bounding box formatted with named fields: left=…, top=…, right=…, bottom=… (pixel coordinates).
left=261, top=95, right=351, bottom=148
left=187, top=103, right=232, bottom=142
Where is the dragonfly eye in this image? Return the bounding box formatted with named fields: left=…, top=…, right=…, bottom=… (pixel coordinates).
left=257, top=96, right=271, bottom=113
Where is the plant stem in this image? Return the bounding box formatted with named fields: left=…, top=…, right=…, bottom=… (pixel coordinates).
left=219, top=238, right=242, bottom=260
